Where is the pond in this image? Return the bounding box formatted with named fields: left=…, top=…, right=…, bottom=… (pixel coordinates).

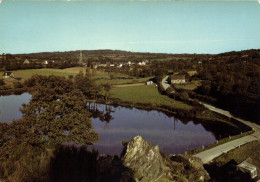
left=0, top=93, right=247, bottom=155
left=0, top=93, right=31, bottom=123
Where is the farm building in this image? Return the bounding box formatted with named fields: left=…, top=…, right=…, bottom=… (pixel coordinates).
left=3, top=71, right=14, bottom=79
left=168, top=75, right=186, bottom=84
left=237, top=158, right=258, bottom=179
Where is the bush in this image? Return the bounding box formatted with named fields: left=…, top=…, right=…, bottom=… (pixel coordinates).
left=13, top=82, right=23, bottom=89
left=0, top=79, right=5, bottom=86
left=179, top=91, right=189, bottom=101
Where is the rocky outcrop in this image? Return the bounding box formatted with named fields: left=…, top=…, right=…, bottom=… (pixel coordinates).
left=122, top=136, right=210, bottom=182
left=122, top=136, right=166, bottom=181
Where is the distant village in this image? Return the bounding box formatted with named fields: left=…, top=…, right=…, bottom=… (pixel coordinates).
left=0, top=50, right=207, bottom=85
left=0, top=51, right=153, bottom=71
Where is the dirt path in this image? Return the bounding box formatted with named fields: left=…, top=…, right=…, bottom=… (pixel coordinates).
left=112, top=83, right=145, bottom=88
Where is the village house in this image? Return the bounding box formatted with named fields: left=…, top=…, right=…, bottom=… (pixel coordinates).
left=42, top=60, right=49, bottom=65
left=23, top=59, right=30, bottom=64
left=98, top=63, right=107, bottom=68
left=146, top=81, right=153, bottom=85
left=138, top=61, right=146, bottom=66
left=3, top=71, right=14, bottom=79
left=168, top=74, right=186, bottom=84
left=117, top=63, right=123, bottom=68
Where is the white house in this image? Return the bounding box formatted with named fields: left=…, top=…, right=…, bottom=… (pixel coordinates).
left=43, top=60, right=49, bottom=65
left=138, top=61, right=146, bottom=66
left=117, top=63, right=123, bottom=68
left=146, top=81, right=153, bottom=85
left=127, top=61, right=132, bottom=66
left=169, top=75, right=186, bottom=84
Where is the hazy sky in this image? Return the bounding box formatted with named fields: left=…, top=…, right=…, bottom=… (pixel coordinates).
left=0, top=0, right=259, bottom=54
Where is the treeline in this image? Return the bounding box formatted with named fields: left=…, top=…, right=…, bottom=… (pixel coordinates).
left=0, top=53, right=79, bottom=71
left=1, top=49, right=204, bottom=72
left=195, top=49, right=260, bottom=122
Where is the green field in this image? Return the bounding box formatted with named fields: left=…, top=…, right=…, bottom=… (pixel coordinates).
left=96, top=77, right=153, bottom=85
left=111, top=85, right=192, bottom=110
left=0, top=67, right=86, bottom=80
left=0, top=68, right=132, bottom=83
left=92, top=71, right=130, bottom=80
left=175, top=80, right=201, bottom=90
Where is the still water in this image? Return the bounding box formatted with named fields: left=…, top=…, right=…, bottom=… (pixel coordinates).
left=0, top=93, right=246, bottom=155
left=0, top=93, right=31, bottom=123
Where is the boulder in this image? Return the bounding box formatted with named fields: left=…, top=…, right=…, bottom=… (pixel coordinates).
left=122, top=136, right=210, bottom=182
left=122, top=136, right=167, bottom=181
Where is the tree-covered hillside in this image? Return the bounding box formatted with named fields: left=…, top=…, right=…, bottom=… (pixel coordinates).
left=196, top=49, right=260, bottom=122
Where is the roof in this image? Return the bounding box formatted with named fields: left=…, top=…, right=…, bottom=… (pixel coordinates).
left=3, top=71, right=13, bottom=76
left=238, top=158, right=257, bottom=173
left=170, top=75, right=185, bottom=80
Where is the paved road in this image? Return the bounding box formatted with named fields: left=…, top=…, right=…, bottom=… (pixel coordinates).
left=194, top=132, right=260, bottom=163
left=160, top=76, right=260, bottom=163
left=112, top=83, right=145, bottom=88
left=203, top=103, right=260, bottom=132
left=195, top=104, right=260, bottom=163
left=161, top=75, right=170, bottom=90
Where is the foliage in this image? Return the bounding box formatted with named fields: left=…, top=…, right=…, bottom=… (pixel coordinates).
left=196, top=50, right=260, bottom=121
left=0, top=79, right=5, bottom=86
left=0, top=75, right=99, bottom=181
left=103, top=83, right=112, bottom=101
left=74, top=71, right=101, bottom=100
left=13, top=81, right=23, bottom=89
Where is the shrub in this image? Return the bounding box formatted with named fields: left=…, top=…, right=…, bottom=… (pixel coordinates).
left=13, top=82, right=23, bottom=89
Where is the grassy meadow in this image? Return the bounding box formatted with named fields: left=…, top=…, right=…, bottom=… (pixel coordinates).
left=0, top=67, right=87, bottom=80
left=96, top=77, right=153, bottom=85
left=175, top=80, right=201, bottom=90
left=213, top=140, right=260, bottom=172
left=111, top=85, right=192, bottom=110
left=1, top=67, right=152, bottom=86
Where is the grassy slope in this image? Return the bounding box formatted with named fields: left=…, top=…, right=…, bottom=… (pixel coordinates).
left=0, top=67, right=86, bottom=80
left=111, top=85, right=192, bottom=110
left=92, top=71, right=130, bottom=79
left=0, top=68, right=131, bottom=81
left=213, top=140, right=260, bottom=172
left=175, top=80, right=201, bottom=91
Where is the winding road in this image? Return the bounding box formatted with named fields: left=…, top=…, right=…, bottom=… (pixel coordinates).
left=161, top=76, right=260, bottom=163
left=161, top=75, right=170, bottom=90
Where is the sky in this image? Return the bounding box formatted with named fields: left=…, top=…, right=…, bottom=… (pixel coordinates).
left=0, top=0, right=259, bottom=54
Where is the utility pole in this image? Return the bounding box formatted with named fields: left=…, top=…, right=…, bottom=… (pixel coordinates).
left=78, top=51, right=83, bottom=65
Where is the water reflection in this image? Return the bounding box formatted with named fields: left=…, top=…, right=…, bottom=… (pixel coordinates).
left=0, top=94, right=249, bottom=155
left=87, top=102, right=219, bottom=155
left=87, top=102, right=114, bottom=124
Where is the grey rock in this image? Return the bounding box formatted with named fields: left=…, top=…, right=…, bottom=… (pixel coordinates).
left=122, top=136, right=166, bottom=182
left=122, top=136, right=210, bottom=182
